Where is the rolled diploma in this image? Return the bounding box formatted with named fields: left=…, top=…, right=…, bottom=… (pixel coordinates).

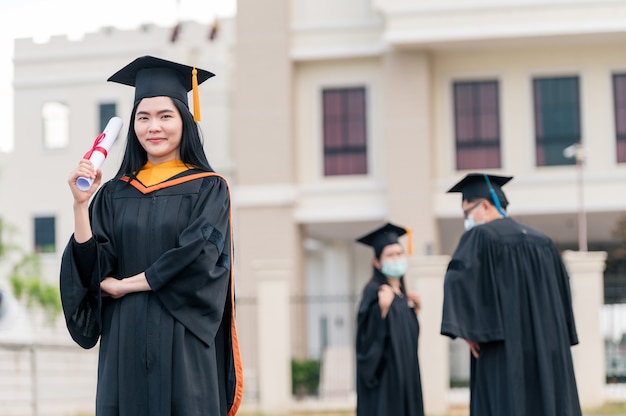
left=76, top=116, right=124, bottom=191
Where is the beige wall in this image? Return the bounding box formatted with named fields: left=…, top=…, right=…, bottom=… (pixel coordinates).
left=295, top=58, right=383, bottom=185
left=430, top=42, right=626, bottom=252
left=433, top=42, right=626, bottom=211
left=383, top=50, right=438, bottom=254
left=232, top=0, right=304, bottom=393
left=233, top=0, right=293, bottom=186
left=2, top=0, right=626, bottom=412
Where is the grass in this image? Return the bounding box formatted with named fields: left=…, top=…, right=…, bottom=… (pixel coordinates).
left=76, top=402, right=626, bottom=416
left=238, top=403, right=626, bottom=416
left=586, top=402, right=626, bottom=414
left=238, top=413, right=353, bottom=416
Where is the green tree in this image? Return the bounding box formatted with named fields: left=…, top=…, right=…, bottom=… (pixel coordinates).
left=0, top=218, right=61, bottom=323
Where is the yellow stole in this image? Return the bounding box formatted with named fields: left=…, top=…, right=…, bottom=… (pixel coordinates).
left=136, top=160, right=190, bottom=187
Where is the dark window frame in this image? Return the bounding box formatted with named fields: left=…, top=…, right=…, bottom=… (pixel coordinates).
left=533, top=76, right=580, bottom=166
left=99, top=102, right=117, bottom=134
left=322, top=87, right=368, bottom=176
left=34, top=216, right=56, bottom=254
left=613, top=73, right=626, bottom=163
left=453, top=80, right=501, bottom=170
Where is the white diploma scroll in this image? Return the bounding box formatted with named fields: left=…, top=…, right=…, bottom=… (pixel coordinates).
left=76, top=116, right=124, bottom=191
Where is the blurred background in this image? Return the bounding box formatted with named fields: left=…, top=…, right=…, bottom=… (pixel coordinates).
left=1, top=0, right=626, bottom=415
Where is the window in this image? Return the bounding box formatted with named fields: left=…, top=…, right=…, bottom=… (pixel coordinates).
left=42, top=102, right=70, bottom=149
left=99, top=102, right=117, bottom=133
left=453, top=81, right=501, bottom=170
left=533, top=76, right=580, bottom=166
left=322, top=87, right=367, bottom=176
left=613, top=74, right=626, bottom=163
left=34, top=216, right=55, bottom=253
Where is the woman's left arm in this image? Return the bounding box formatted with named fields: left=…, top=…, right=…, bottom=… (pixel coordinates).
left=101, top=273, right=151, bottom=298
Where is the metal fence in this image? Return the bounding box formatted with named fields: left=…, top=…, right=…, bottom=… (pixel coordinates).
left=238, top=291, right=626, bottom=397
left=604, top=303, right=626, bottom=383
left=235, top=293, right=360, bottom=403
left=234, top=292, right=474, bottom=404
left=7, top=289, right=619, bottom=415
left=0, top=341, right=97, bottom=416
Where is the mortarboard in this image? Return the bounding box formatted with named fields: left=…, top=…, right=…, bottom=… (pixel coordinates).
left=107, top=55, right=215, bottom=122
left=356, top=222, right=413, bottom=257
left=447, top=173, right=513, bottom=210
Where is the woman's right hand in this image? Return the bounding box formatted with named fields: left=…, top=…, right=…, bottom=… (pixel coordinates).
left=466, top=340, right=480, bottom=358
left=68, top=159, right=102, bottom=204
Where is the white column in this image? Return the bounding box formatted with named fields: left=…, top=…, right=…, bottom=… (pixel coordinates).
left=256, top=260, right=291, bottom=415
left=563, top=250, right=607, bottom=410
left=409, top=255, right=451, bottom=416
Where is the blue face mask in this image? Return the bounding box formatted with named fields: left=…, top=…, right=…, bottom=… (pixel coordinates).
left=381, top=258, right=407, bottom=278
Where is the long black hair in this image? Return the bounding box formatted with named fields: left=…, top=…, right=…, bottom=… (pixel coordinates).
left=114, top=97, right=213, bottom=179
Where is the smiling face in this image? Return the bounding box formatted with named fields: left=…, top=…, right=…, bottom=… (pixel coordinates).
left=134, top=96, right=183, bottom=164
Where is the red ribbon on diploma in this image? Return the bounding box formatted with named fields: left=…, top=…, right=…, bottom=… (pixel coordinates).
left=83, top=132, right=109, bottom=159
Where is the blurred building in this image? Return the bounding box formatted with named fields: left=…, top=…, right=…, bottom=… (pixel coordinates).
left=0, top=0, right=625, bottom=414
left=236, top=0, right=626, bottom=332
left=231, top=0, right=626, bottom=410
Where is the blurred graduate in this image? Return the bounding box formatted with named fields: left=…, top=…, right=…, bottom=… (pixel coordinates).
left=441, top=173, right=581, bottom=416
left=60, top=56, right=243, bottom=416
left=355, top=223, right=424, bottom=416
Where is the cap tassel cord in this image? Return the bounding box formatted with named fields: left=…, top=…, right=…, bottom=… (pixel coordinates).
left=192, top=67, right=200, bottom=122
left=406, top=227, right=413, bottom=255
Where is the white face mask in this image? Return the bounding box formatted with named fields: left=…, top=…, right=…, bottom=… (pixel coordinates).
left=381, top=258, right=408, bottom=278
left=464, top=213, right=484, bottom=231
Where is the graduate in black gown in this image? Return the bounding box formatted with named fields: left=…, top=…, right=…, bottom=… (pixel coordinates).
left=441, top=173, right=581, bottom=416
left=355, top=223, right=424, bottom=416
left=61, top=56, right=243, bottom=416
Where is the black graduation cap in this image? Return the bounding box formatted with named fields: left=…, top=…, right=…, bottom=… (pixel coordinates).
left=107, top=55, right=215, bottom=122
left=356, top=222, right=412, bottom=257
left=447, top=173, right=513, bottom=208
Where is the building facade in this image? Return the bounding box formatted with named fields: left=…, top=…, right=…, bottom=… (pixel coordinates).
left=231, top=0, right=625, bottom=411
left=0, top=0, right=624, bottom=414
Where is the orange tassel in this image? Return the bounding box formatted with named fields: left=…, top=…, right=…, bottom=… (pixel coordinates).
left=406, top=227, right=413, bottom=255
left=192, top=67, right=200, bottom=122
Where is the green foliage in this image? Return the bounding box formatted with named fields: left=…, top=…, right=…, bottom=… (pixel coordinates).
left=1, top=219, right=61, bottom=323
left=0, top=219, right=20, bottom=259
left=9, top=253, right=62, bottom=322
left=586, top=401, right=626, bottom=414
left=450, top=378, right=470, bottom=388
left=291, top=358, right=321, bottom=397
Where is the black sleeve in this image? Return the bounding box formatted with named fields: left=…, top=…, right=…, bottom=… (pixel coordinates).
left=441, top=228, right=505, bottom=342
left=70, top=237, right=97, bottom=287
left=146, top=176, right=232, bottom=347
left=356, top=283, right=388, bottom=388
left=59, top=184, right=115, bottom=349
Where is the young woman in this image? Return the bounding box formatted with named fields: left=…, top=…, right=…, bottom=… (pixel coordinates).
left=61, top=56, right=243, bottom=416
left=355, top=222, right=424, bottom=416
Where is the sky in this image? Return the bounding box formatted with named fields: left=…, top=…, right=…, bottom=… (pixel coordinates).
left=0, top=0, right=237, bottom=152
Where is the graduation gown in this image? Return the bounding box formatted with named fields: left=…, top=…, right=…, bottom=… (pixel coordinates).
left=441, top=217, right=581, bottom=416
left=355, top=270, right=424, bottom=416
left=60, top=169, right=243, bottom=416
